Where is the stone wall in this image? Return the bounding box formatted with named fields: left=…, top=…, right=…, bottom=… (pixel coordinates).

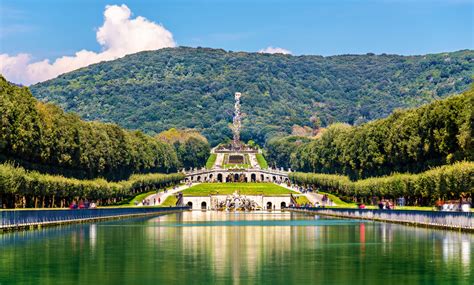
left=289, top=207, right=473, bottom=231
left=182, top=195, right=292, bottom=210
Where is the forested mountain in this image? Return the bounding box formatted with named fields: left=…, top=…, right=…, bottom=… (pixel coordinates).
left=30, top=47, right=474, bottom=145
left=268, top=88, right=473, bottom=180
left=0, top=76, right=180, bottom=180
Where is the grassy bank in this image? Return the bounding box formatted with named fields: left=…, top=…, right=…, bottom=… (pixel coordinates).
left=182, top=183, right=296, bottom=196
left=206, top=154, right=217, bottom=169
left=161, top=196, right=178, bottom=207
left=256, top=154, right=268, bottom=169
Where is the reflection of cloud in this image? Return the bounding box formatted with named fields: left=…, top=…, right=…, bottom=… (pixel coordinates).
left=0, top=4, right=176, bottom=85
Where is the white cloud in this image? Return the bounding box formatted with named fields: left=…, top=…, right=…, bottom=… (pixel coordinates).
left=0, top=4, right=176, bottom=85
left=258, top=46, right=292, bottom=55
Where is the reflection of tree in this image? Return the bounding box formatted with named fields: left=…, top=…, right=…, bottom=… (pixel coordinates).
left=0, top=213, right=472, bottom=283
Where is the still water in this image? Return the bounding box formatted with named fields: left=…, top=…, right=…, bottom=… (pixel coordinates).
left=0, top=211, right=472, bottom=284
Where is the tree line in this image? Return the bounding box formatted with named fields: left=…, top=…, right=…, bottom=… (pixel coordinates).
left=267, top=87, right=473, bottom=180
left=0, top=76, right=209, bottom=180
left=156, top=128, right=211, bottom=169
left=0, top=162, right=184, bottom=208
left=289, top=161, right=473, bottom=206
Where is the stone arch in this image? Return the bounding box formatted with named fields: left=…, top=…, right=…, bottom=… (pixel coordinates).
left=281, top=202, right=287, bottom=209
left=266, top=202, right=272, bottom=210
left=209, top=174, right=213, bottom=181
left=197, top=176, right=201, bottom=182
left=260, top=174, right=264, bottom=182
left=234, top=173, right=239, bottom=181
left=187, top=201, right=193, bottom=208
left=217, top=173, right=223, bottom=182
left=201, top=201, right=207, bottom=210
left=251, top=173, right=256, bottom=182
left=272, top=176, right=276, bottom=182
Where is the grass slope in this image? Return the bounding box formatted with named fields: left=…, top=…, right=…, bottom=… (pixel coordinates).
left=256, top=154, right=268, bottom=169
left=161, top=195, right=178, bottom=207
left=182, top=183, right=296, bottom=196
left=206, top=154, right=217, bottom=169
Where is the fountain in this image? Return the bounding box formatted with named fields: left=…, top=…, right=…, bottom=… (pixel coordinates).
left=231, top=92, right=242, bottom=150
left=212, top=191, right=259, bottom=211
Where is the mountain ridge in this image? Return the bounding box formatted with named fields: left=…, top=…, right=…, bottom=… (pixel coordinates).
left=30, top=47, right=474, bottom=145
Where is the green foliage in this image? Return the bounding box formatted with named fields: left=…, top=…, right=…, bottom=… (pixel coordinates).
left=176, top=137, right=210, bottom=169
left=206, top=154, right=217, bottom=169
left=30, top=47, right=474, bottom=146
left=265, top=136, right=312, bottom=169
left=182, top=182, right=296, bottom=196
left=272, top=89, right=473, bottom=179
left=156, top=128, right=210, bottom=169
left=289, top=161, right=474, bottom=206
left=0, top=76, right=181, bottom=180
left=255, top=153, right=268, bottom=169
left=0, top=163, right=184, bottom=208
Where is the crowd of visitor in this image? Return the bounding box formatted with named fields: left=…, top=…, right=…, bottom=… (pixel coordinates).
left=69, top=200, right=97, bottom=209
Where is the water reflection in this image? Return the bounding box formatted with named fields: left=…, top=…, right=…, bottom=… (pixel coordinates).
left=0, top=212, right=472, bottom=284
left=442, top=232, right=472, bottom=276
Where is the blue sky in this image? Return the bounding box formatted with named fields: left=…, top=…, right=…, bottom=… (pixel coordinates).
left=0, top=0, right=473, bottom=84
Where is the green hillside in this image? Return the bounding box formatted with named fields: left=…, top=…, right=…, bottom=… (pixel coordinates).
left=30, top=47, right=474, bottom=145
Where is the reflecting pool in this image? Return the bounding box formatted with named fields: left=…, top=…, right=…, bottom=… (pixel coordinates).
left=0, top=211, right=472, bottom=284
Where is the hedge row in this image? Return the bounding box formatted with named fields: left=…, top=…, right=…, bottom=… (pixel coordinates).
left=289, top=161, right=473, bottom=205
left=0, top=163, right=184, bottom=208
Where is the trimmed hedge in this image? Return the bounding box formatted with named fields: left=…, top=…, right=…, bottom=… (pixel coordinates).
left=0, top=163, right=184, bottom=208
left=289, top=161, right=473, bottom=206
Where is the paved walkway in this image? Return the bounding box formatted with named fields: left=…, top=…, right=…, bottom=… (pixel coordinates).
left=248, top=153, right=260, bottom=169
left=139, top=183, right=201, bottom=206
left=214, top=153, right=224, bottom=168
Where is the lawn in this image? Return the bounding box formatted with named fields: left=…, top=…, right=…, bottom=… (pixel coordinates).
left=255, top=153, right=268, bottom=169
left=294, top=195, right=310, bottom=205
left=161, top=195, right=178, bottom=207
left=182, top=183, right=297, bottom=196
left=110, top=190, right=157, bottom=207
left=206, top=154, right=217, bottom=169
left=318, top=191, right=356, bottom=207
left=111, top=184, right=182, bottom=207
